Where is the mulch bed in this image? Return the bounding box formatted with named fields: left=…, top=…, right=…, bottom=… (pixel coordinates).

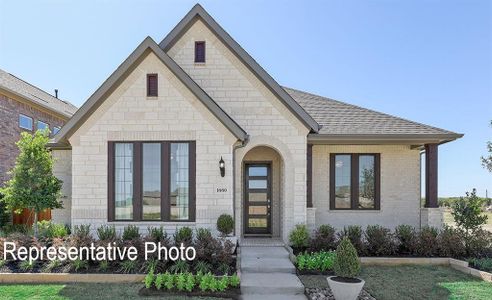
left=306, top=287, right=375, bottom=300
left=138, top=287, right=241, bottom=299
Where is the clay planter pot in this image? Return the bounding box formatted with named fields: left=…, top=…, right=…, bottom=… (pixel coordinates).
left=327, top=276, right=365, bottom=300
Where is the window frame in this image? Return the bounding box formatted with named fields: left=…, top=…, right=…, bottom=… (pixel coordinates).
left=146, top=73, right=158, bottom=97
left=194, top=41, right=206, bottom=63
left=108, top=141, right=196, bottom=222
left=52, top=126, right=61, bottom=135
left=329, top=153, right=380, bottom=210
left=19, top=114, right=33, bottom=131
left=36, top=120, right=49, bottom=131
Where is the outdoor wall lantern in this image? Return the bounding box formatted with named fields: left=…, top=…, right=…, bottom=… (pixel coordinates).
left=219, top=156, right=225, bottom=177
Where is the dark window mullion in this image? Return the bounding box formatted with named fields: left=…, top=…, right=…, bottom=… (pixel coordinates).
left=189, top=141, right=196, bottom=222
left=161, top=142, right=170, bottom=221
left=375, top=154, right=381, bottom=210
left=108, top=142, right=115, bottom=221
left=133, top=142, right=143, bottom=221
left=351, top=154, right=359, bottom=209
left=329, top=154, right=335, bottom=210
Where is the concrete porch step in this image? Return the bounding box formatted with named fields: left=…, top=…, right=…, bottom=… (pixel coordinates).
left=240, top=246, right=290, bottom=258
left=241, top=256, right=295, bottom=273
left=240, top=272, right=305, bottom=295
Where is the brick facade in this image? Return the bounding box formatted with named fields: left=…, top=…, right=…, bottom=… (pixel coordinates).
left=0, top=93, right=67, bottom=185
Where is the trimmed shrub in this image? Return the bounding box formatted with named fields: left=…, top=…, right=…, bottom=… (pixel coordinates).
left=438, top=226, right=466, bottom=258
left=174, top=227, right=193, bottom=245
left=97, top=225, right=116, bottom=241
left=333, top=237, right=360, bottom=278
left=337, top=225, right=364, bottom=255
left=217, top=214, right=234, bottom=236
left=469, top=258, right=492, bottom=272
left=416, top=226, right=439, bottom=257
left=309, top=224, right=336, bottom=252
left=395, top=225, right=417, bottom=255
left=37, top=221, right=69, bottom=239
left=147, top=226, right=166, bottom=242
left=466, top=229, right=492, bottom=258
left=122, top=225, right=140, bottom=240
left=289, top=224, right=310, bottom=251
left=296, top=251, right=336, bottom=272
left=364, top=225, right=396, bottom=256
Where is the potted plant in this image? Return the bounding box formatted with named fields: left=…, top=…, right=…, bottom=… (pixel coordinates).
left=327, top=237, right=364, bottom=300
left=216, top=214, right=236, bottom=252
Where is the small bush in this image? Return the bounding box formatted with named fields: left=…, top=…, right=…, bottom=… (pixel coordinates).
left=37, top=221, right=69, bottom=239
left=289, top=224, right=310, bottom=251
left=333, top=237, right=360, bottom=279
left=19, top=260, right=35, bottom=272
left=194, top=260, right=211, bottom=274
left=296, top=251, right=336, bottom=272
left=98, top=260, right=109, bottom=272
left=217, top=262, right=231, bottom=275
left=229, top=274, right=240, bottom=288
left=337, top=225, right=364, bottom=255
left=155, top=273, right=165, bottom=290
left=217, top=214, right=234, bottom=236
left=42, top=259, right=62, bottom=273
left=71, top=259, right=88, bottom=272
left=395, top=225, right=417, bottom=255
left=364, top=225, right=396, bottom=256
left=469, top=258, right=492, bottom=272
left=174, top=227, right=193, bottom=245
left=163, top=272, right=174, bottom=290
left=122, top=225, right=140, bottom=240
left=438, top=226, right=466, bottom=258
left=309, top=224, right=336, bottom=252
left=147, top=226, right=166, bottom=242
left=145, top=270, right=154, bottom=289
left=97, top=225, right=116, bottom=241
left=416, top=226, right=439, bottom=257
left=119, top=259, right=138, bottom=274
left=168, top=260, right=190, bottom=274
left=73, top=225, right=91, bottom=238
left=196, top=228, right=212, bottom=240
left=466, top=229, right=492, bottom=257
left=185, top=272, right=195, bottom=292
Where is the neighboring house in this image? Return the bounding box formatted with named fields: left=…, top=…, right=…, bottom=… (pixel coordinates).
left=0, top=68, right=78, bottom=185
left=49, top=5, right=462, bottom=241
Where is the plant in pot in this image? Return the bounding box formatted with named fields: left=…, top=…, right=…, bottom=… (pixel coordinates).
left=216, top=214, right=236, bottom=252
left=327, top=237, right=364, bottom=300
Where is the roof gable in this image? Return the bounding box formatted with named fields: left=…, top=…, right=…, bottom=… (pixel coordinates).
left=52, top=37, right=248, bottom=147
left=159, top=4, right=320, bottom=133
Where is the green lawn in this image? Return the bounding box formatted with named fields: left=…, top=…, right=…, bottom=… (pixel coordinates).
left=0, top=283, right=222, bottom=300
left=299, top=265, right=492, bottom=300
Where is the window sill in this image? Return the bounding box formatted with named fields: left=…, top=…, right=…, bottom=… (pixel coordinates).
left=194, top=62, right=206, bottom=66
left=107, top=221, right=196, bottom=225
left=146, top=96, right=158, bottom=100
left=327, top=209, right=381, bottom=213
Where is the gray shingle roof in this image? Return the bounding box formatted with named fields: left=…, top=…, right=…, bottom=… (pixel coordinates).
left=0, top=69, right=77, bottom=118
left=284, top=86, right=460, bottom=137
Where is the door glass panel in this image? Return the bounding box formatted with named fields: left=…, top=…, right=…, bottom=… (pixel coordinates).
left=248, top=218, right=267, bottom=228
left=143, top=143, right=161, bottom=220
left=248, top=192, right=267, bottom=202
left=249, top=180, right=267, bottom=189
left=248, top=206, right=267, bottom=215
left=248, top=166, right=267, bottom=176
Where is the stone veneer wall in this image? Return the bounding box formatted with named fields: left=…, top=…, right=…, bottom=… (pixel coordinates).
left=0, top=94, right=66, bottom=185
left=51, top=150, right=72, bottom=225
left=312, top=145, right=422, bottom=229
left=167, top=19, right=310, bottom=241
left=66, top=52, right=237, bottom=235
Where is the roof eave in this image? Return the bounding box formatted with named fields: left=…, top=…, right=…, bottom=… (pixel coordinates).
left=307, top=133, right=464, bottom=145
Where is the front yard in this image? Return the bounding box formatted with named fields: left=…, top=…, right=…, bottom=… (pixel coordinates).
left=299, top=265, right=492, bottom=300
left=0, top=283, right=224, bottom=300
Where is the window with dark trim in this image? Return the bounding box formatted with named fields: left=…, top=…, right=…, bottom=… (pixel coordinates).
left=108, top=141, right=196, bottom=222
left=194, top=41, right=205, bottom=63
left=147, top=74, right=158, bottom=97
left=330, top=153, right=380, bottom=210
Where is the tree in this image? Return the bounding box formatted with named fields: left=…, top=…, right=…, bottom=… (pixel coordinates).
left=481, top=120, right=492, bottom=172
left=0, top=129, right=62, bottom=236
left=452, top=189, right=487, bottom=234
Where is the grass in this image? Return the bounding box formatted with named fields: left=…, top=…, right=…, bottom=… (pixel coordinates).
left=444, top=210, right=492, bottom=232
left=299, top=265, right=492, bottom=300
left=0, top=283, right=225, bottom=300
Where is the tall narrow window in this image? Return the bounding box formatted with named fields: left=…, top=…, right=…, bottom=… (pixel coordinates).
left=142, top=143, right=161, bottom=220
left=330, top=153, right=380, bottom=210
left=19, top=114, right=33, bottom=130
left=170, top=143, right=190, bottom=220
left=194, top=41, right=205, bottom=63
left=147, top=74, right=158, bottom=97
left=115, top=143, right=134, bottom=220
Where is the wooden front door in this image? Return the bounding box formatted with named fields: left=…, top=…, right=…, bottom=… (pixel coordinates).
left=244, top=163, right=272, bottom=235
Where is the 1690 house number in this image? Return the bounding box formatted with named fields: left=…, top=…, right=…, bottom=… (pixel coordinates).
left=216, top=187, right=228, bottom=193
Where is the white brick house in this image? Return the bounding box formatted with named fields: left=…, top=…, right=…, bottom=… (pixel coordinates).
left=49, top=5, right=462, bottom=242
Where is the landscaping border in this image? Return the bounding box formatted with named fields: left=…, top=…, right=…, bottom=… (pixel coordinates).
left=286, top=246, right=492, bottom=283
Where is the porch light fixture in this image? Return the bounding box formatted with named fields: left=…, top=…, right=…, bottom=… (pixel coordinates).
left=219, top=156, right=225, bottom=177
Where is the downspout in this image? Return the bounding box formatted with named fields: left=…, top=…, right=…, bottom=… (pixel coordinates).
left=232, top=136, right=249, bottom=237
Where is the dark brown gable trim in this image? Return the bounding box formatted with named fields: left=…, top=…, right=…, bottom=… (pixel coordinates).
left=306, top=144, right=313, bottom=208
left=329, top=153, right=381, bottom=210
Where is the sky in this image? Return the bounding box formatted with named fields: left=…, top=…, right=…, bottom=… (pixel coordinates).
left=0, top=0, right=491, bottom=197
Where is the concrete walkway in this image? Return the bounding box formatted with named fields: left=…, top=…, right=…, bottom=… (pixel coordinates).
left=240, top=246, right=306, bottom=300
